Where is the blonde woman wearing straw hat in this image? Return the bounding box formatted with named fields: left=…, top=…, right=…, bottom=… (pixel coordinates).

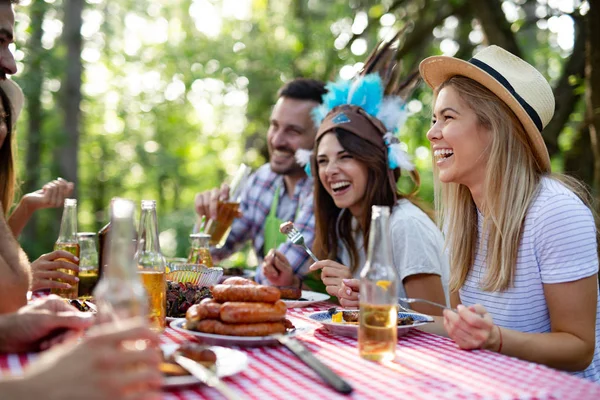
left=0, top=79, right=79, bottom=296
left=419, top=45, right=600, bottom=381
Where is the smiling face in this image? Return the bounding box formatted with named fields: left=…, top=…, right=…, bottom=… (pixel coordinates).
left=317, top=132, right=369, bottom=218
left=267, top=96, right=319, bottom=178
left=427, top=85, right=492, bottom=191
left=0, top=2, right=16, bottom=80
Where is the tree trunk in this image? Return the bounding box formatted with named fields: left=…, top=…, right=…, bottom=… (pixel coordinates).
left=20, top=0, right=47, bottom=247
left=470, top=0, right=522, bottom=57
left=59, top=0, right=84, bottom=198
left=544, top=16, right=586, bottom=157
left=586, top=0, right=600, bottom=209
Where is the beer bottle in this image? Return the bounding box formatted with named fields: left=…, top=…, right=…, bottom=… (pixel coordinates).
left=358, top=205, right=398, bottom=362
left=93, top=198, right=147, bottom=324
left=135, top=200, right=166, bottom=332
left=51, top=198, right=80, bottom=299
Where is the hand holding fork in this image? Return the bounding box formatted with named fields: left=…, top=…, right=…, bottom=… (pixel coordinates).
left=280, top=222, right=319, bottom=262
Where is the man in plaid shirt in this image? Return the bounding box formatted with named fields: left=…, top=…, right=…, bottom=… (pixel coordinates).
left=195, top=79, right=326, bottom=285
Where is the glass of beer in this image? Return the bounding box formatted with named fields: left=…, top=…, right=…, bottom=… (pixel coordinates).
left=77, top=232, right=99, bottom=299
left=203, top=163, right=251, bottom=247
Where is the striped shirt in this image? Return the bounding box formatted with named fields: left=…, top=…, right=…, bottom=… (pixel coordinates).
left=459, top=177, right=600, bottom=382
left=211, top=163, right=315, bottom=284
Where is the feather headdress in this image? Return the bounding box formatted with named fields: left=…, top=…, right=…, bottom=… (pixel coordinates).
left=305, top=31, right=420, bottom=176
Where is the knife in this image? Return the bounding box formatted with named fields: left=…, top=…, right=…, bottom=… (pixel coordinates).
left=173, top=354, right=240, bottom=400
left=276, top=334, right=353, bottom=394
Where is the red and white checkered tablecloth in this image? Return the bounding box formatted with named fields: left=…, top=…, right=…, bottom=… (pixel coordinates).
left=2, top=301, right=600, bottom=399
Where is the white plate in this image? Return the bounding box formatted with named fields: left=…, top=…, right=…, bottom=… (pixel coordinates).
left=282, top=290, right=330, bottom=308
left=307, top=310, right=433, bottom=338
left=161, top=343, right=248, bottom=388
left=169, top=318, right=307, bottom=347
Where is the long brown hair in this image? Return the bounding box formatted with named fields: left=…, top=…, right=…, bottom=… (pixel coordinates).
left=312, top=128, right=421, bottom=273
left=435, top=76, right=595, bottom=292
left=0, top=86, right=15, bottom=216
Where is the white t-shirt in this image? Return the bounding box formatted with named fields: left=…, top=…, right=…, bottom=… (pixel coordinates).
left=459, top=177, right=600, bottom=382
left=337, top=199, right=450, bottom=304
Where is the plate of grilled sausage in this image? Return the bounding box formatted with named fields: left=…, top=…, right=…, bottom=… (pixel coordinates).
left=171, top=278, right=303, bottom=347
left=160, top=342, right=248, bottom=387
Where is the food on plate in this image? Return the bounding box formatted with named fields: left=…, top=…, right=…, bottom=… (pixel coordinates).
left=276, top=285, right=302, bottom=300
left=330, top=310, right=416, bottom=326
left=222, top=276, right=258, bottom=286
left=65, top=298, right=96, bottom=313
left=279, top=221, right=294, bottom=235
left=166, top=281, right=212, bottom=318
left=184, top=283, right=291, bottom=337
left=220, top=300, right=287, bottom=323
left=160, top=342, right=217, bottom=376
left=211, top=284, right=280, bottom=303
left=191, top=319, right=286, bottom=336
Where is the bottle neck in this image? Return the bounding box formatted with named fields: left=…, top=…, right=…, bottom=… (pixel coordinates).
left=105, top=215, right=138, bottom=280
left=57, top=204, right=78, bottom=243
left=137, top=206, right=161, bottom=254
left=365, top=211, right=392, bottom=267
left=136, top=204, right=165, bottom=270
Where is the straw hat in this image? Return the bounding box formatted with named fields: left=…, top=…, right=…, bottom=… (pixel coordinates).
left=419, top=45, right=554, bottom=172
left=0, top=78, right=24, bottom=128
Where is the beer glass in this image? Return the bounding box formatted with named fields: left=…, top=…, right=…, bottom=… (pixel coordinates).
left=77, top=232, right=99, bottom=299
left=203, top=163, right=251, bottom=247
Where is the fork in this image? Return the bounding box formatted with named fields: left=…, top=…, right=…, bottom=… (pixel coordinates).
left=285, top=225, right=319, bottom=263
left=398, top=297, right=457, bottom=313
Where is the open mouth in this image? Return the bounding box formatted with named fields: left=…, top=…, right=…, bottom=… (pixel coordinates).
left=433, top=149, right=454, bottom=163
left=330, top=181, right=351, bottom=195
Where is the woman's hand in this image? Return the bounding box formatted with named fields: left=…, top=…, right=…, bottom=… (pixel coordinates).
left=30, top=250, right=80, bottom=292
left=0, top=295, right=94, bottom=353
left=443, top=304, right=501, bottom=351
left=23, top=318, right=162, bottom=400
left=337, top=279, right=359, bottom=308
left=309, top=260, right=352, bottom=298
left=262, top=249, right=298, bottom=287
left=22, top=178, right=74, bottom=211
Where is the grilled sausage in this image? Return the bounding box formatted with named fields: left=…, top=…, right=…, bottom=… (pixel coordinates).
left=186, top=301, right=222, bottom=322
left=212, top=320, right=286, bottom=337
left=211, top=284, right=280, bottom=303
left=193, top=319, right=219, bottom=334
left=222, top=277, right=258, bottom=286
left=277, top=286, right=302, bottom=300
left=220, top=300, right=287, bottom=323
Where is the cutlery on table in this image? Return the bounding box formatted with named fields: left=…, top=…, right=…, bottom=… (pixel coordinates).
left=275, top=334, right=353, bottom=394
left=173, top=354, right=240, bottom=400
left=398, top=297, right=457, bottom=313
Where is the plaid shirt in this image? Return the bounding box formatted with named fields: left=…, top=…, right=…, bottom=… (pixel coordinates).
left=211, top=163, right=315, bottom=284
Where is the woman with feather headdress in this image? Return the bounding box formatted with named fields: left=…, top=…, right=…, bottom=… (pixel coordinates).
left=270, top=33, right=450, bottom=315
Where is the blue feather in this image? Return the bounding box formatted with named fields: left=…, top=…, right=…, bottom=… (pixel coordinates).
left=347, top=74, right=383, bottom=116
left=311, top=79, right=352, bottom=126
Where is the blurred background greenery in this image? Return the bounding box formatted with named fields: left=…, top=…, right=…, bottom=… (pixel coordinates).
left=10, top=0, right=598, bottom=265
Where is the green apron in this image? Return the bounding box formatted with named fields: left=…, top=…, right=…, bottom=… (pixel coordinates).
left=263, top=184, right=326, bottom=294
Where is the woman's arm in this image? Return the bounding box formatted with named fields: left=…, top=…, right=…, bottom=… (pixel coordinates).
left=444, top=276, right=597, bottom=372
left=7, top=198, right=35, bottom=238
left=8, top=178, right=74, bottom=238
left=403, top=273, right=447, bottom=316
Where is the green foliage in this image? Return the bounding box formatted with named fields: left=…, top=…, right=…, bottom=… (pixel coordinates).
left=10, top=0, right=585, bottom=261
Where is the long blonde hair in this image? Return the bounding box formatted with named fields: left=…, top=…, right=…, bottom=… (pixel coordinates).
left=434, top=76, right=594, bottom=292
left=0, top=86, right=15, bottom=217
